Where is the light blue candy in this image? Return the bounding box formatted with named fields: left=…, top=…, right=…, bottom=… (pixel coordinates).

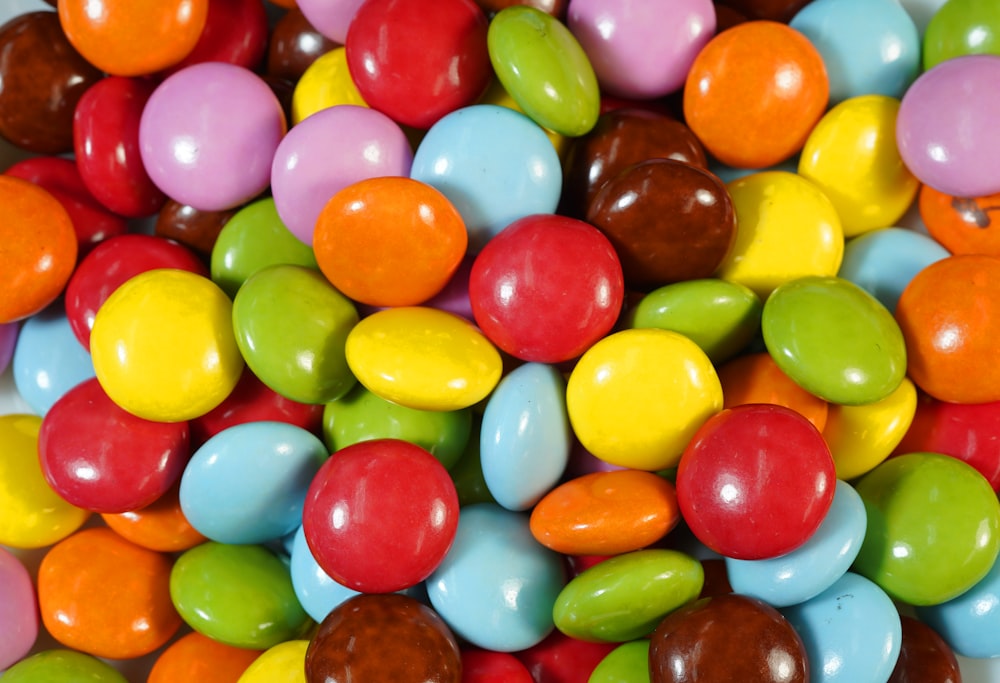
left=12, top=304, right=94, bottom=416
left=918, top=552, right=1000, bottom=658
left=726, top=480, right=867, bottom=608
left=791, top=0, right=920, bottom=104
left=426, top=503, right=565, bottom=652
left=480, top=363, right=570, bottom=511
left=838, top=227, right=950, bottom=312
left=410, top=104, right=562, bottom=252
left=180, top=421, right=328, bottom=545
left=289, top=525, right=360, bottom=623
left=781, top=572, right=902, bottom=683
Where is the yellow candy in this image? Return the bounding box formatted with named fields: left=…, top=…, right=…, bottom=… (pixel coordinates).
left=291, top=47, right=367, bottom=124
left=566, top=329, right=723, bottom=471
left=90, top=269, right=244, bottom=422
left=716, top=171, right=844, bottom=300
left=0, top=414, right=89, bottom=548
left=823, top=377, right=917, bottom=481
left=238, top=640, right=308, bottom=683
left=345, top=307, right=502, bottom=412
left=798, top=95, right=919, bottom=238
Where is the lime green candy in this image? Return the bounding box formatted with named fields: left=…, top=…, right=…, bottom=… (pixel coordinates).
left=589, top=640, right=651, bottom=683
left=488, top=6, right=600, bottom=137
left=211, top=197, right=319, bottom=298
left=232, top=265, right=358, bottom=405
left=923, top=0, right=1000, bottom=70
left=628, top=278, right=762, bottom=364
left=449, top=423, right=497, bottom=507
left=170, top=542, right=312, bottom=649
left=323, top=383, right=472, bottom=469
left=2, top=650, right=127, bottom=683
left=853, top=452, right=1000, bottom=606
left=553, top=549, right=704, bottom=643
left=762, top=276, right=906, bottom=405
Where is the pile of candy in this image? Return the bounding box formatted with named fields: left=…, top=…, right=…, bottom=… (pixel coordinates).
left=3, top=0, right=1000, bottom=680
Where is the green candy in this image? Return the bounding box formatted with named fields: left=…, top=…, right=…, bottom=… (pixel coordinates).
left=761, top=276, right=906, bottom=405
left=628, top=278, right=762, bottom=364
left=488, top=6, right=600, bottom=137
left=924, top=0, right=1000, bottom=70
left=589, top=640, right=652, bottom=683
left=553, top=549, right=704, bottom=643
left=232, top=264, right=358, bottom=405
left=1, top=650, right=128, bottom=683
left=323, top=383, right=471, bottom=469
left=853, top=452, right=1000, bottom=606
left=449, top=421, right=497, bottom=507
left=211, top=197, right=319, bottom=299
left=170, top=542, right=312, bottom=649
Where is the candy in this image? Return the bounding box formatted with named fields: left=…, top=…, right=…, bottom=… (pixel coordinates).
left=12, top=304, right=94, bottom=415
left=779, top=572, right=902, bottom=682
left=566, top=0, right=716, bottom=100
left=267, top=8, right=339, bottom=82
left=58, top=0, right=208, bottom=76
left=170, top=541, right=311, bottom=649
left=290, top=47, right=366, bottom=123
left=346, top=0, right=492, bottom=130
left=854, top=452, right=1000, bottom=605
left=147, top=631, right=261, bottom=683
left=918, top=184, right=1000, bottom=257
left=918, top=552, right=1000, bottom=659
left=586, top=158, right=736, bottom=289
left=923, top=0, right=1000, bottom=69
left=139, top=62, right=287, bottom=211
left=716, top=352, right=829, bottom=431
left=37, top=527, right=181, bottom=659
left=238, top=639, right=309, bottom=683
left=460, top=648, right=535, bottom=683
left=314, top=177, right=467, bottom=306
left=488, top=6, right=600, bottom=136
left=296, top=0, right=363, bottom=44
left=101, top=482, right=207, bottom=552
left=889, top=616, right=963, bottom=682
left=0, top=176, right=78, bottom=324
left=426, top=503, right=566, bottom=651
left=553, top=549, right=704, bottom=642
left=165, top=0, right=269, bottom=74
left=180, top=421, right=328, bottom=544
left=0, top=12, right=103, bottom=154
left=1, top=649, right=129, bottom=683
left=677, top=404, right=836, bottom=560
left=0, top=547, right=37, bottom=670
left=648, top=593, right=810, bottom=683
left=302, top=438, right=459, bottom=593
left=588, top=640, right=651, bottom=683
left=154, top=199, right=237, bottom=259
left=410, top=104, right=562, bottom=251
left=90, top=268, right=244, bottom=421
left=305, top=593, right=462, bottom=683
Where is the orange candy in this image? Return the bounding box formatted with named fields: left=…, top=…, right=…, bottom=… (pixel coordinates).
left=313, top=177, right=468, bottom=307
left=37, top=526, right=182, bottom=659
left=59, top=0, right=209, bottom=76
left=683, top=20, right=828, bottom=169
left=896, top=254, right=1000, bottom=404
left=529, top=469, right=681, bottom=556
left=919, top=183, right=1000, bottom=257
left=0, top=176, right=77, bottom=324
left=101, top=483, right=207, bottom=553
left=148, top=632, right=262, bottom=683
left=716, top=352, right=829, bottom=432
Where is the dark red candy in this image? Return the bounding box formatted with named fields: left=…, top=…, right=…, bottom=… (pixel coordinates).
left=586, top=159, right=736, bottom=291
left=649, top=594, right=809, bottom=683
left=38, top=377, right=191, bottom=513
left=345, top=0, right=492, bottom=129
left=717, top=0, right=814, bottom=22
left=305, top=593, right=461, bottom=683
left=266, top=8, right=339, bottom=82
left=164, top=0, right=269, bottom=75
left=513, top=630, right=617, bottom=683
left=460, top=648, right=534, bottom=683
left=190, top=368, right=324, bottom=447
left=562, top=108, right=707, bottom=219
left=888, top=616, right=962, bottom=683
left=64, top=233, right=209, bottom=350
left=4, top=156, right=128, bottom=254
left=74, top=76, right=168, bottom=218
left=0, top=11, right=103, bottom=153
left=154, top=199, right=237, bottom=261
left=697, top=558, right=733, bottom=599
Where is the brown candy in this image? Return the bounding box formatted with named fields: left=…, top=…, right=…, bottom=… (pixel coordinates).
left=473, top=0, right=567, bottom=19
left=717, top=0, right=814, bottom=23
left=154, top=200, right=237, bottom=261
left=305, top=594, right=462, bottom=683
left=0, top=12, right=103, bottom=154
left=888, top=616, right=962, bottom=683
left=562, top=108, right=707, bottom=219
left=586, top=158, right=736, bottom=291
left=649, top=593, right=809, bottom=683
left=266, top=8, right=339, bottom=82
